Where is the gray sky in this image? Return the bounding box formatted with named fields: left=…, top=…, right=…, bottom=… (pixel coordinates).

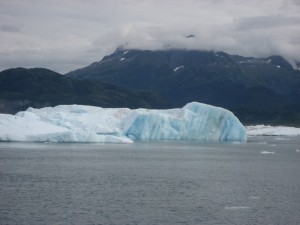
left=0, top=0, right=300, bottom=73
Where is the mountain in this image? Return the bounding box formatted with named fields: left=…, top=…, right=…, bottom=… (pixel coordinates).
left=66, top=49, right=300, bottom=126
left=0, top=67, right=168, bottom=114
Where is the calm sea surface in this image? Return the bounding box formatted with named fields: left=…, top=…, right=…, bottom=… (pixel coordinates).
left=1, top=137, right=300, bottom=225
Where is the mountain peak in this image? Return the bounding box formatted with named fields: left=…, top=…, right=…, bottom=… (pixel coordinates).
left=266, top=55, right=294, bottom=70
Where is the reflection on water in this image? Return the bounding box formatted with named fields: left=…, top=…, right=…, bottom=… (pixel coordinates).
left=1, top=136, right=300, bottom=225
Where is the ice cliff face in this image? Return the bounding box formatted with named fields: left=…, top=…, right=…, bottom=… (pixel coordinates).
left=125, top=102, right=246, bottom=141
left=0, top=102, right=247, bottom=143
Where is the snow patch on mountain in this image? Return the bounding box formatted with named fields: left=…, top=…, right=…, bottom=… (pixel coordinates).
left=174, top=65, right=184, bottom=72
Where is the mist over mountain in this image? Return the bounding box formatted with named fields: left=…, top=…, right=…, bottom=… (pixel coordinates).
left=66, top=49, right=300, bottom=126
left=1, top=0, right=300, bottom=73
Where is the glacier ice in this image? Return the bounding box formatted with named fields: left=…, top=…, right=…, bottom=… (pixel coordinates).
left=246, top=125, right=300, bottom=136
left=0, top=102, right=247, bottom=143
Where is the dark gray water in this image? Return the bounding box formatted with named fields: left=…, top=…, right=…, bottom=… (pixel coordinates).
left=1, top=137, right=300, bottom=225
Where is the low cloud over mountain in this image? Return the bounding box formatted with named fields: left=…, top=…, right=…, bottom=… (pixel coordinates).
left=0, top=0, right=300, bottom=73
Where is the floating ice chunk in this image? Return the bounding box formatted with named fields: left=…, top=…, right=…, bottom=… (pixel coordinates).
left=260, top=151, right=275, bottom=154
left=248, top=196, right=261, bottom=199
left=120, top=58, right=125, bottom=61
left=275, top=137, right=290, bottom=141
left=256, top=142, right=268, bottom=145
left=277, top=65, right=281, bottom=68
left=225, top=206, right=250, bottom=210
left=296, top=149, right=300, bottom=152
left=123, top=51, right=129, bottom=55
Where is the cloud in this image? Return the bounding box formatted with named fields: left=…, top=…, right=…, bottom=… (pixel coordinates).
left=0, top=24, right=21, bottom=33
left=234, top=15, right=300, bottom=30
left=0, top=0, right=300, bottom=73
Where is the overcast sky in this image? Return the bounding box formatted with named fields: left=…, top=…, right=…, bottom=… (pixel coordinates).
left=0, top=0, right=300, bottom=73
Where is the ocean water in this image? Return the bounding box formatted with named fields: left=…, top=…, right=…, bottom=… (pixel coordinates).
left=0, top=136, right=300, bottom=225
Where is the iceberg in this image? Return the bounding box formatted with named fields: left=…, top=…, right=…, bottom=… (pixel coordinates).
left=0, top=102, right=247, bottom=143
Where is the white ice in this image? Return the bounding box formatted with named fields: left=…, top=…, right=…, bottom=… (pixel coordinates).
left=246, top=125, right=300, bottom=136
left=0, top=102, right=247, bottom=143
left=174, top=65, right=184, bottom=72
left=248, top=196, right=261, bottom=199
left=260, top=151, right=275, bottom=154
left=225, top=206, right=250, bottom=210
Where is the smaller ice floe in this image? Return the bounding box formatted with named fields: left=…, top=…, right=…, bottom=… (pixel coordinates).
left=246, top=125, right=300, bottom=136
left=296, top=149, right=300, bottom=152
left=248, top=196, right=261, bottom=199
left=277, top=65, right=281, bottom=68
left=123, top=51, right=129, bottom=55
left=260, top=151, right=275, bottom=154
left=270, top=144, right=276, bottom=147
left=266, top=59, right=272, bottom=63
left=225, top=206, right=250, bottom=210
left=174, top=65, right=184, bottom=72
left=256, top=142, right=268, bottom=145
left=275, top=137, right=290, bottom=141
left=120, top=58, right=125, bottom=61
